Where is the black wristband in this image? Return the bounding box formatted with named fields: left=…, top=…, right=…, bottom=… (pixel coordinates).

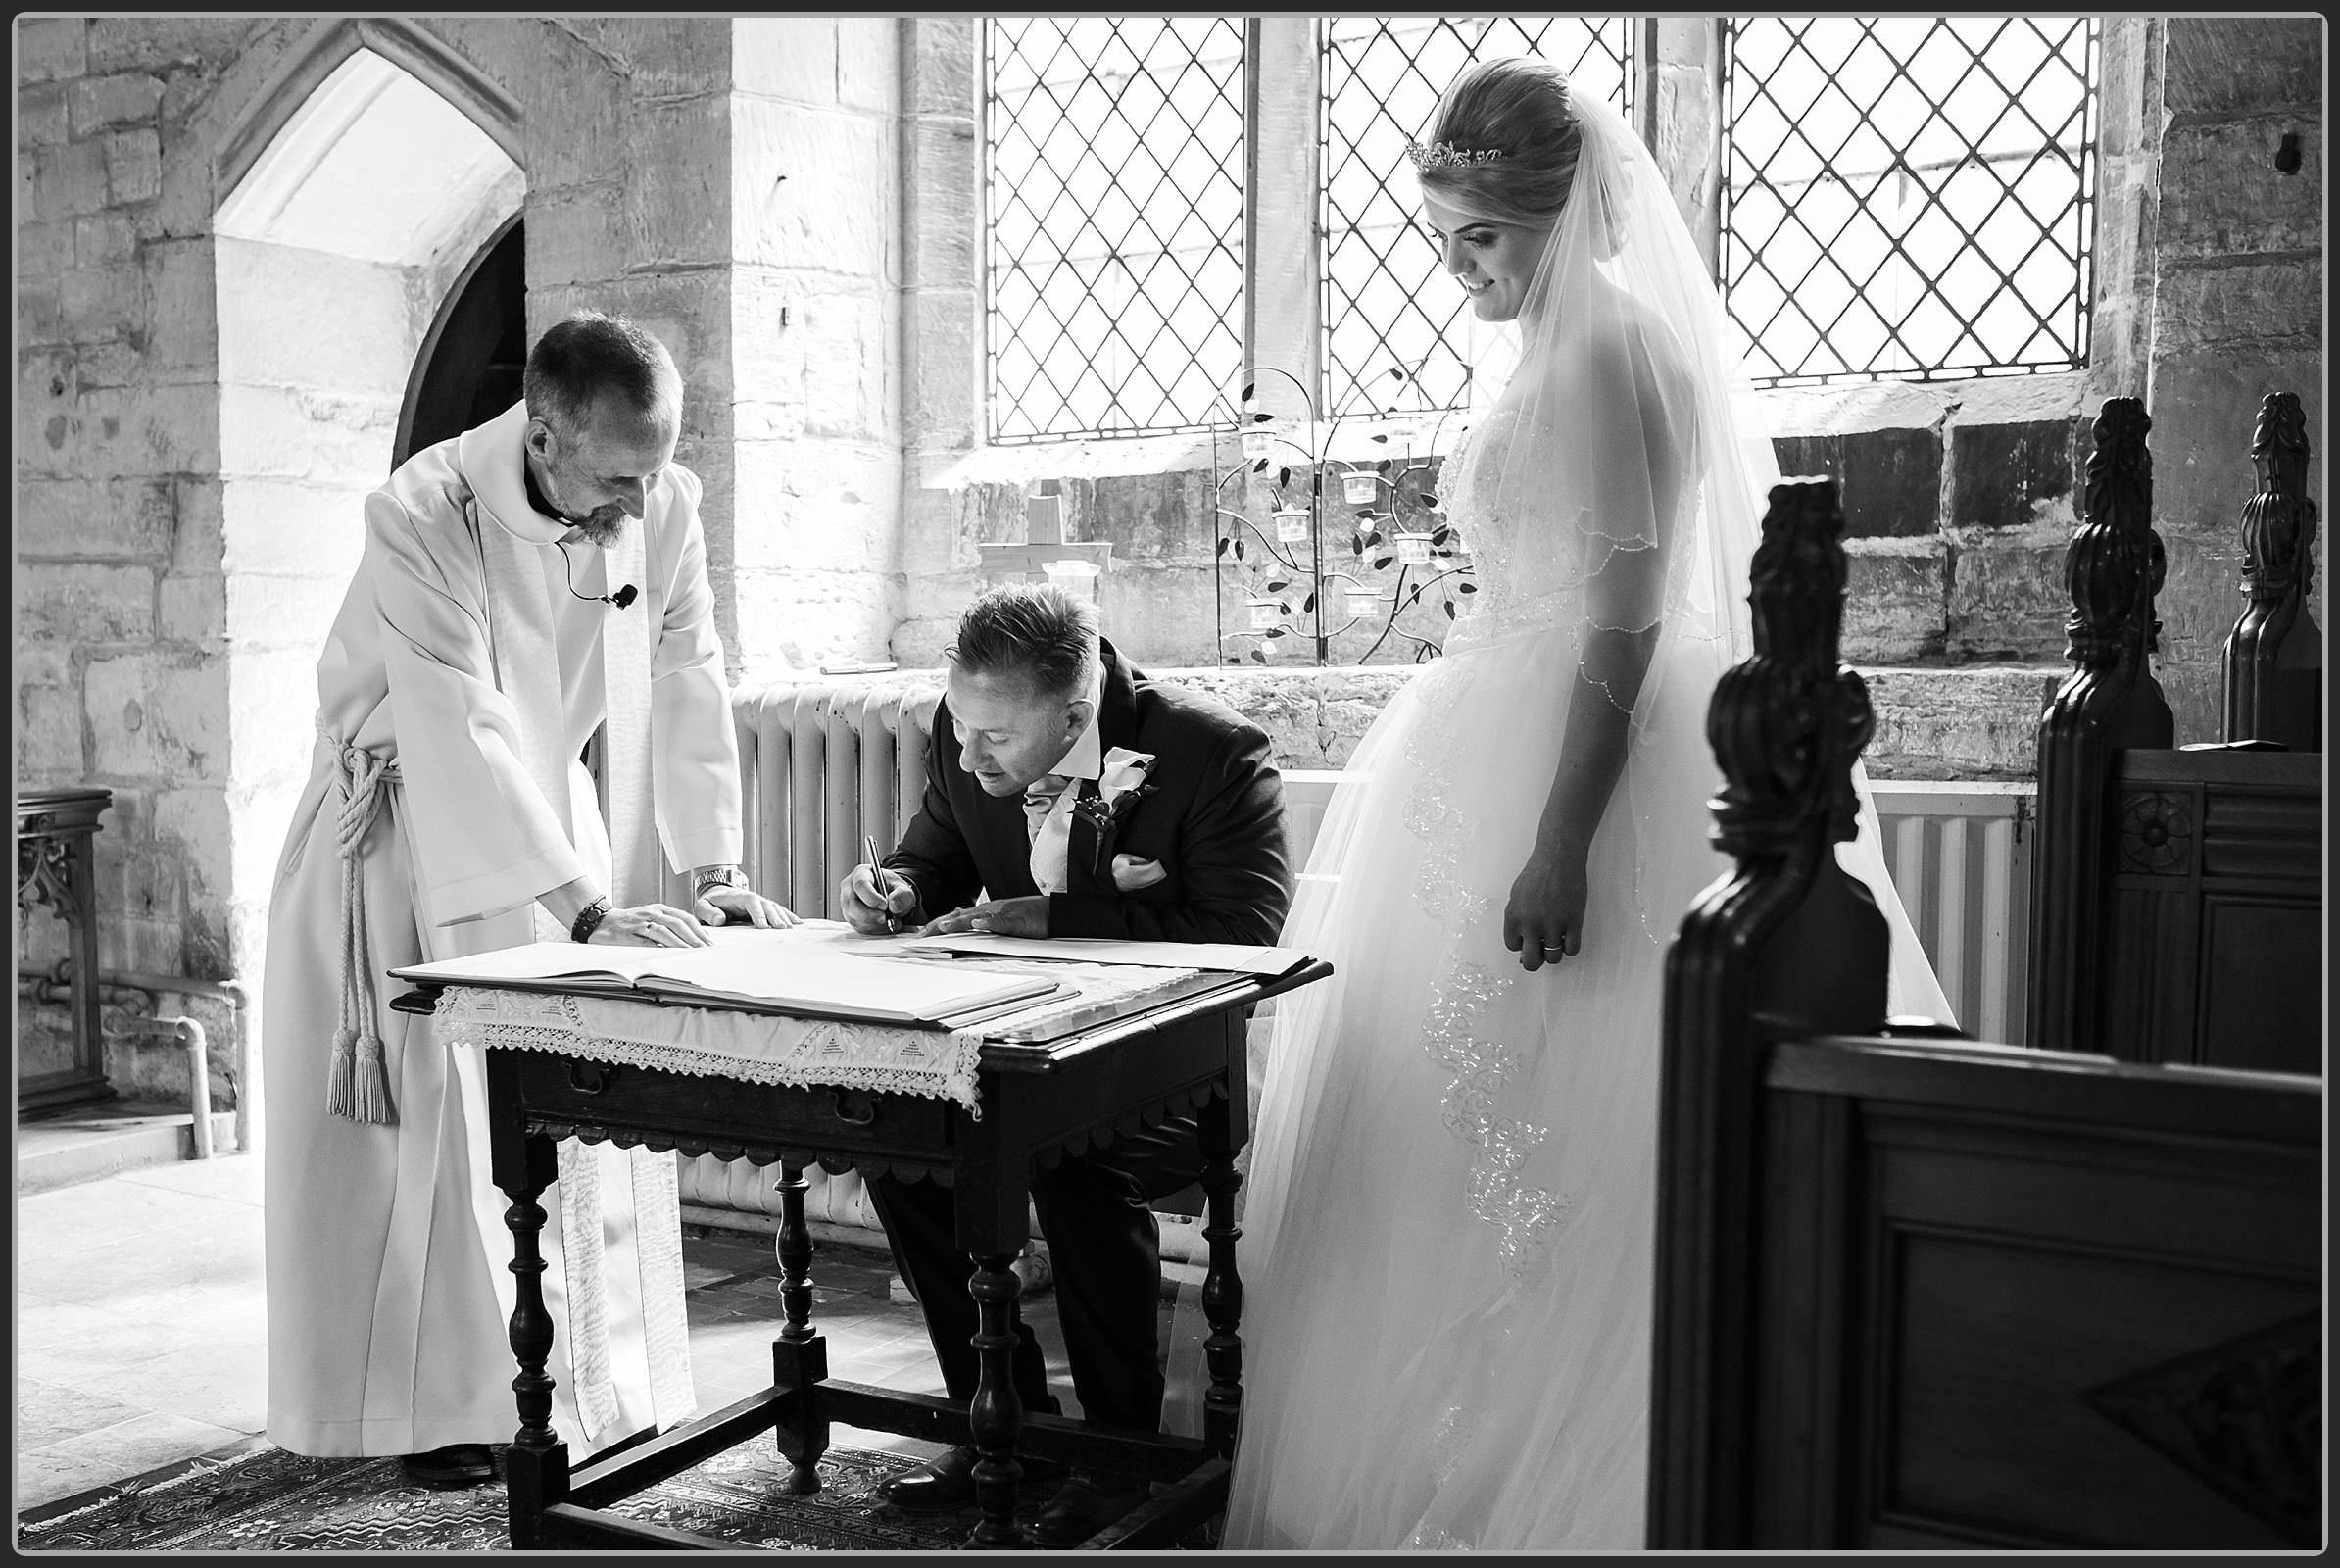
left=570, top=896, right=612, bottom=944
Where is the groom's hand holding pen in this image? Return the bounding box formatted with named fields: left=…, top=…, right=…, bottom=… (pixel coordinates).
left=842, top=834, right=919, bottom=936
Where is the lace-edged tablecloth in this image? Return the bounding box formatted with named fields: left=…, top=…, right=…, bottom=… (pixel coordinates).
left=434, top=957, right=1204, bottom=1120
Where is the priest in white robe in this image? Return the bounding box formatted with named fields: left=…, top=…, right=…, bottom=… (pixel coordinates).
left=262, top=311, right=793, bottom=1485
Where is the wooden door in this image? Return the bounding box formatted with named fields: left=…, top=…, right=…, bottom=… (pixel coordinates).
left=394, top=212, right=525, bottom=468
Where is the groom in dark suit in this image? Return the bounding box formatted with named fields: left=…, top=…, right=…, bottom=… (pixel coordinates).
left=840, top=582, right=1292, bottom=1545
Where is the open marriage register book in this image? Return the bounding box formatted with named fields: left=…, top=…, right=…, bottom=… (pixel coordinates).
left=390, top=923, right=1061, bottom=1028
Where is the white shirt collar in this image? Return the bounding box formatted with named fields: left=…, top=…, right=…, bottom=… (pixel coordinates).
left=1040, top=662, right=1107, bottom=783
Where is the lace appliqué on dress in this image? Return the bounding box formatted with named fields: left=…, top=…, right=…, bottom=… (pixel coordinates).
left=1402, top=1400, right=1483, bottom=1548
left=1421, top=962, right=1571, bottom=1274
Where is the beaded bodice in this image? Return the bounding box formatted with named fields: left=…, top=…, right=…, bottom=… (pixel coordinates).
left=1439, top=410, right=1591, bottom=655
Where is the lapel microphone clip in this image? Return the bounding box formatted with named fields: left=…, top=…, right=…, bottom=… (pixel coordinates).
left=556, top=540, right=639, bottom=610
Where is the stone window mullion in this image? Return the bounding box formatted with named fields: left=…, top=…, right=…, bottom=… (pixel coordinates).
left=1242, top=15, right=1324, bottom=425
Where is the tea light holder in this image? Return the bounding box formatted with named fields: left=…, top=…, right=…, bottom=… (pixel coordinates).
left=1274, top=507, right=1311, bottom=543
left=1247, top=596, right=1283, bottom=631
left=1382, top=416, right=1420, bottom=446
left=1341, top=471, right=1379, bottom=506
left=1395, top=530, right=1434, bottom=566
left=1241, top=417, right=1293, bottom=462
left=1343, top=585, right=1382, bottom=620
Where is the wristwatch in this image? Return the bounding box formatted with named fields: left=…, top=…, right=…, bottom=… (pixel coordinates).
left=692, top=864, right=749, bottom=897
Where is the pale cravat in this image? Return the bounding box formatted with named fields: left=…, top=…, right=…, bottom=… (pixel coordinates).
left=1024, top=775, right=1081, bottom=894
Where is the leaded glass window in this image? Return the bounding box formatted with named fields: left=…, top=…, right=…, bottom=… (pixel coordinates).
left=1722, top=16, right=2099, bottom=385
left=983, top=17, right=1248, bottom=441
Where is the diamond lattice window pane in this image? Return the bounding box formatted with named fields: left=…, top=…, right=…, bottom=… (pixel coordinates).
left=985, top=17, right=1246, bottom=442
left=1723, top=16, right=2098, bottom=387
left=1321, top=18, right=1635, bottom=417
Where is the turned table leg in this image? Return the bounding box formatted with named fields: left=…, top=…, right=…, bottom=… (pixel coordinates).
left=966, top=1251, right=1029, bottom=1549
left=771, top=1162, right=830, bottom=1494
left=1198, top=1083, right=1246, bottom=1461
left=500, top=1128, right=569, bottom=1549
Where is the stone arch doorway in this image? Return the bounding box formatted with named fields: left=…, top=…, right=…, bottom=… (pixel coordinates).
left=395, top=213, right=527, bottom=467
left=210, top=42, right=525, bottom=1102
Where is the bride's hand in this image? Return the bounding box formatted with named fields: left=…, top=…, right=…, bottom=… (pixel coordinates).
left=1505, top=843, right=1588, bottom=973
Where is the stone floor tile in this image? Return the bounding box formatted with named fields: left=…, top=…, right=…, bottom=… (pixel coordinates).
left=113, top=1152, right=267, bottom=1204
left=16, top=1377, right=149, bottom=1450
left=15, top=1411, right=249, bottom=1510
left=68, top=1338, right=269, bottom=1436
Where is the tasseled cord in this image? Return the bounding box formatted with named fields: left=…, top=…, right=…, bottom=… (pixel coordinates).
left=325, top=741, right=398, bottom=1125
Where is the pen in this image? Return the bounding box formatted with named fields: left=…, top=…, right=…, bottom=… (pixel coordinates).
left=862, top=833, right=902, bottom=934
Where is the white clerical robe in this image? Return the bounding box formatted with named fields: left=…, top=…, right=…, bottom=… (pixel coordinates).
left=261, top=400, right=739, bottom=1458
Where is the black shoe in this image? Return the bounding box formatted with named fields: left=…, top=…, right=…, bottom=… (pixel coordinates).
left=1032, top=1469, right=1151, bottom=1548
left=877, top=1444, right=1071, bottom=1514
left=402, top=1443, right=496, bottom=1487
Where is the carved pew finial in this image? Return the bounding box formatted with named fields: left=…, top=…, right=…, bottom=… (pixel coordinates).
left=1707, top=479, right=1874, bottom=869
left=2028, top=397, right=2174, bottom=1054
left=2224, top=391, right=2321, bottom=750
left=2064, top=396, right=2167, bottom=679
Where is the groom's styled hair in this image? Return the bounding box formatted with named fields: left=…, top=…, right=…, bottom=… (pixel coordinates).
left=949, top=583, right=1099, bottom=700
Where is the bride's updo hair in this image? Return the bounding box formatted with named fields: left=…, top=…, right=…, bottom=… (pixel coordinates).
left=1415, top=56, right=1583, bottom=227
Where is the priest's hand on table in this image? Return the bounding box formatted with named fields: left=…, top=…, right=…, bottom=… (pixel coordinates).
left=916, top=896, right=1048, bottom=939
left=690, top=863, right=799, bottom=929
left=590, top=903, right=713, bottom=947
left=695, top=886, right=797, bottom=929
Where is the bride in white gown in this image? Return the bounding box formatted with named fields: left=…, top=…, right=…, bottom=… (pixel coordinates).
left=1222, top=59, right=1952, bottom=1550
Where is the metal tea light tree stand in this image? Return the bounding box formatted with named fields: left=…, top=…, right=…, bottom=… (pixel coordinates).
left=1212, top=366, right=1474, bottom=665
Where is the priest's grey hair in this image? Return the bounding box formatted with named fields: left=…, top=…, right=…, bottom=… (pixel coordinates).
left=524, top=310, right=682, bottom=435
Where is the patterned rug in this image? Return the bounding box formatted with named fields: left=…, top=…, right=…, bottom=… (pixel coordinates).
left=16, top=1436, right=1204, bottom=1551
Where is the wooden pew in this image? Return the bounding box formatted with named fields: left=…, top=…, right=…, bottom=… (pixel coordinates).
left=1649, top=477, right=2321, bottom=1551
left=2028, top=399, right=2322, bottom=1074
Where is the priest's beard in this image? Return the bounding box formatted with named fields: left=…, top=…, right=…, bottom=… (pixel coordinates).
left=566, top=506, right=629, bottom=548
left=535, top=459, right=631, bottom=548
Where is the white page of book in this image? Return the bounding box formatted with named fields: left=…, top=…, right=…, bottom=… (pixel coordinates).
left=900, top=932, right=1310, bottom=976
left=396, top=922, right=1048, bottom=1021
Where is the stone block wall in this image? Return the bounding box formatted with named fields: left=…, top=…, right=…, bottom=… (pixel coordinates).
left=18, top=16, right=252, bottom=997
left=2141, top=18, right=2324, bottom=740
left=727, top=16, right=904, bottom=680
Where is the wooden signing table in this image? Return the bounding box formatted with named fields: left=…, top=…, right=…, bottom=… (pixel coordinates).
left=392, top=950, right=1330, bottom=1551
left=16, top=787, right=118, bottom=1116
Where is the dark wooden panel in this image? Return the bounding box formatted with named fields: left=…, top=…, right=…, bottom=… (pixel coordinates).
left=1865, top=1133, right=2317, bottom=1271
left=1876, top=1228, right=2311, bottom=1548
left=2200, top=789, right=2322, bottom=884
left=2200, top=896, right=2324, bottom=1073
left=1742, top=1042, right=2319, bottom=1550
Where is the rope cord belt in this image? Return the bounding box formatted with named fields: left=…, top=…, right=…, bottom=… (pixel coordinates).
left=325, top=736, right=402, bottom=1125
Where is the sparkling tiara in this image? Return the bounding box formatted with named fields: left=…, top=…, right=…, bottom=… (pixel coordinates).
left=1407, top=140, right=1506, bottom=171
